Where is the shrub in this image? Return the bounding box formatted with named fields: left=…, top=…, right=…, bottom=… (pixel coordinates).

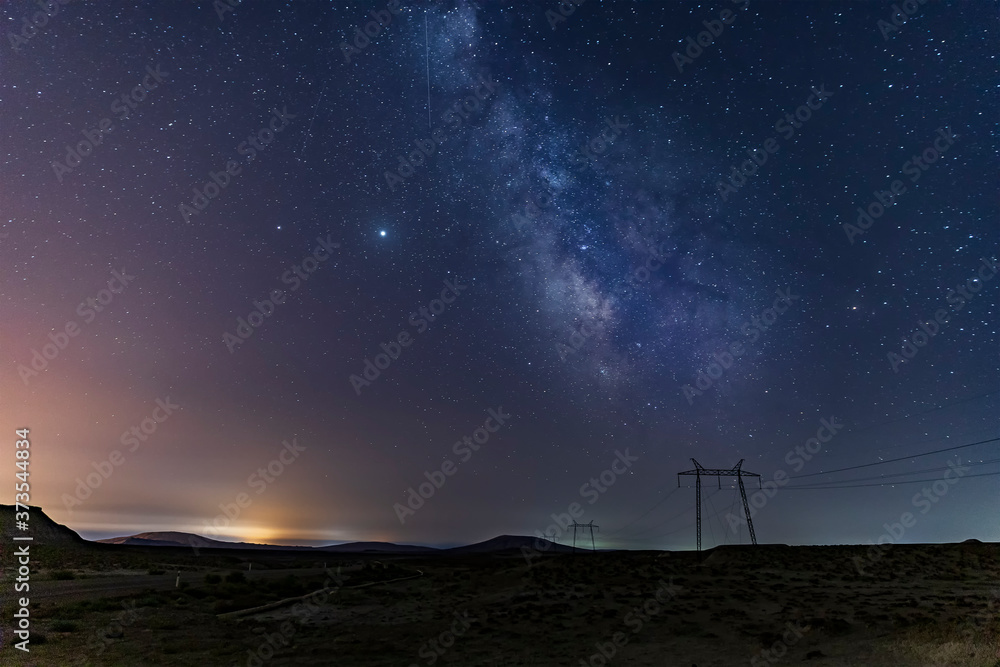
left=225, top=571, right=247, bottom=585
left=51, top=620, right=77, bottom=632
left=205, top=574, right=222, bottom=585
left=51, top=570, right=75, bottom=580
left=213, top=600, right=238, bottom=614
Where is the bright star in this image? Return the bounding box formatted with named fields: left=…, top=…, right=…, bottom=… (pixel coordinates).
left=379, top=230, right=386, bottom=237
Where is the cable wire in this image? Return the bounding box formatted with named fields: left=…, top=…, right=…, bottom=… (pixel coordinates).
left=787, top=457, right=1000, bottom=488
left=789, top=436, right=999, bottom=480
left=605, top=487, right=680, bottom=537
left=784, top=470, right=1000, bottom=490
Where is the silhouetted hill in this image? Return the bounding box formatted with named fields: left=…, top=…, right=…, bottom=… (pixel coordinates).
left=444, top=534, right=580, bottom=554
left=96, top=531, right=313, bottom=550
left=9, top=508, right=603, bottom=555
left=0, top=504, right=87, bottom=544
left=319, top=541, right=439, bottom=553
left=98, top=531, right=439, bottom=553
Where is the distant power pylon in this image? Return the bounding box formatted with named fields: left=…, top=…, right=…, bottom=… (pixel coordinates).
left=678, top=458, right=761, bottom=551
left=569, top=520, right=599, bottom=552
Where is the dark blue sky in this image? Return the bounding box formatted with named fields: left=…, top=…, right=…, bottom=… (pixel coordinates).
left=3, top=0, right=997, bottom=548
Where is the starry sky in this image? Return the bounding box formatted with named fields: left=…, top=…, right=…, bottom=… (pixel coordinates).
left=3, top=1, right=997, bottom=549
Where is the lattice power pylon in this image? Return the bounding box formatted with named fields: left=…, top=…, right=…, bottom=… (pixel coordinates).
left=569, top=520, right=599, bottom=552
left=677, top=458, right=761, bottom=551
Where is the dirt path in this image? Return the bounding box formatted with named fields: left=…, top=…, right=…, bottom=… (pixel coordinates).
left=28, top=568, right=332, bottom=603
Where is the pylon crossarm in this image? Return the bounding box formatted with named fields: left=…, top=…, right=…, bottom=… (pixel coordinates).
left=680, top=468, right=757, bottom=477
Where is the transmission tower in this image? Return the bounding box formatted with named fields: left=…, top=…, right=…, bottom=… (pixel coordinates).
left=569, top=520, right=599, bottom=552
left=677, top=458, right=761, bottom=551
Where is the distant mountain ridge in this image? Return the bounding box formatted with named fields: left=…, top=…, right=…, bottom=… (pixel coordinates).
left=0, top=506, right=581, bottom=555
left=445, top=534, right=579, bottom=554
left=97, top=532, right=439, bottom=553
left=98, top=531, right=573, bottom=554
left=96, top=532, right=301, bottom=550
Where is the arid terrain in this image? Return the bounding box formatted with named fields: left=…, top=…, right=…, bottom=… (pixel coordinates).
left=1, top=510, right=998, bottom=666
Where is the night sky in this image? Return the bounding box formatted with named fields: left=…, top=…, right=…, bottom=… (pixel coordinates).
left=3, top=1, right=997, bottom=550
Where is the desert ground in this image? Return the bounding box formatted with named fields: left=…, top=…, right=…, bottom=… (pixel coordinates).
left=2, top=530, right=998, bottom=667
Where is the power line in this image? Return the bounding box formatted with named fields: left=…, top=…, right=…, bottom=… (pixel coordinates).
left=784, top=470, right=1000, bottom=490
left=787, top=457, right=1000, bottom=488
left=615, top=487, right=736, bottom=545
left=726, top=485, right=740, bottom=545
left=704, top=490, right=720, bottom=548
left=614, top=517, right=696, bottom=543
left=615, top=489, right=716, bottom=539
left=618, top=439, right=996, bottom=517
left=606, top=393, right=998, bottom=546
left=789, top=436, right=999, bottom=481
left=605, top=487, right=680, bottom=537
left=645, top=488, right=733, bottom=546
left=641, top=520, right=696, bottom=541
